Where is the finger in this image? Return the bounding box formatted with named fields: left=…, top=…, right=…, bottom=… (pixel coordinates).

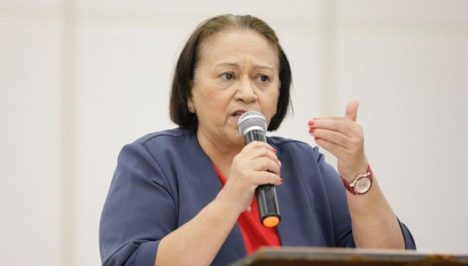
left=309, top=119, right=357, bottom=138
left=310, top=128, right=349, bottom=150
left=314, top=137, right=347, bottom=162
left=244, top=143, right=280, bottom=164
left=345, top=100, right=359, bottom=122
left=310, top=116, right=343, bottom=121
left=253, top=157, right=281, bottom=175
left=255, top=171, right=282, bottom=186
left=247, top=146, right=279, bottom=164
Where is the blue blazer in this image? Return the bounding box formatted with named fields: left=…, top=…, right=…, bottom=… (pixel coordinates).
left=99, top=128, right=415, bottom=266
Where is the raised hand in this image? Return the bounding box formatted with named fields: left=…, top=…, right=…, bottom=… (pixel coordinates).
left=308, top=101, right=369, bottom=181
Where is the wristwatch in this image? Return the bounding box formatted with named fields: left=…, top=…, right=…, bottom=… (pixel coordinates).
left=341, top=165, right=373, bottom=195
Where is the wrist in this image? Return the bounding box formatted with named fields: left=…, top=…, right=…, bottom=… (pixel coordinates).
left=341, top=159, right=369, bottom=181
left=214, top=192, right=249, bottom=216
left=341, top=164, right=373, bottom=195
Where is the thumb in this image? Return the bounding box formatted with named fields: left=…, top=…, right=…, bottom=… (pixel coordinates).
left=345, top=100, right=359, bottom=121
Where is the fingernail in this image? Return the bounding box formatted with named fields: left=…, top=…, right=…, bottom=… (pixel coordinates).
left=314, top=137, right=320, bottom=141
left=308, top=120, right=314, bottom=126
left=309, top=127, right=315, bottom=133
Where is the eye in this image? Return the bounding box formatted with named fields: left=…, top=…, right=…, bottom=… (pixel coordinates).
left=257, top=74, right=271, bottom=83
left=221, top=72, right=235, bottom=81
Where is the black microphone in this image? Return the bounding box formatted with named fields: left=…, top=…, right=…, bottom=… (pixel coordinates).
left=238, top=111, right=281, bottom=227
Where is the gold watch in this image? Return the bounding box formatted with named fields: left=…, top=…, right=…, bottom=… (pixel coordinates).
left=341, top=165, right=373, bottom=195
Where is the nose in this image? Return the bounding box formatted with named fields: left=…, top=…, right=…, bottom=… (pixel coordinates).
left=235, top=77, right=257, bottom=103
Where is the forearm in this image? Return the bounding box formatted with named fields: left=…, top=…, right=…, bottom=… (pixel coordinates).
left=347, top=179, right=405, bottom=249
left=155, top=198, right=241, bottom=266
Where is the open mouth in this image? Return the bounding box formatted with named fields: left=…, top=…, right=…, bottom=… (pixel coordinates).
left=231, top=110, right=246, bottom=118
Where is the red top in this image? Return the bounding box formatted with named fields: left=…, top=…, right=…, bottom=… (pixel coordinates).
left=213, top=164, right=281, bottom=254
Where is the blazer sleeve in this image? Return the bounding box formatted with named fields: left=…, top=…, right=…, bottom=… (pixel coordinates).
left=99, top=141, right=178, bottom=266
left=314, top=147, right=416, bottom=249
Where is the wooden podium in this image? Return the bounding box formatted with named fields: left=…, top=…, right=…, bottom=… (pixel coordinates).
left=230, top=247, right=468, bottom=266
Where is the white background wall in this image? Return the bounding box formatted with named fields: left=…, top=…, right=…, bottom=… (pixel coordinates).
left=1, top=0, right=468, bottom=265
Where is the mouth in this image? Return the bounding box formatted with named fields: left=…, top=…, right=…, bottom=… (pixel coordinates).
left=231, top=110, right=247, bottom=118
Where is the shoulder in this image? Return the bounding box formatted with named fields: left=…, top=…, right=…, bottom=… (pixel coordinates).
left=117, top=128, right=197, bottom=169
left=134, top=128, right=194, bottom=146
left=115, top=128, right=197, bottom=194
left=128, top=128, right=196, bottom=154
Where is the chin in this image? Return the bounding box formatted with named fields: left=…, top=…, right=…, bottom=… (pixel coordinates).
left=229, top=131, right=245, bottom=146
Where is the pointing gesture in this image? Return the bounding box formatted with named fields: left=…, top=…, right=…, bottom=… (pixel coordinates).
left=308, top=101, right=368, bottom=182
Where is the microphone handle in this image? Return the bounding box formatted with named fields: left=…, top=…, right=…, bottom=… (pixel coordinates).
left=256, top=184, right=281, bottom=227
left=243, top=130, right=281, bottom=227
left=243, top=129, right=266, bottom=142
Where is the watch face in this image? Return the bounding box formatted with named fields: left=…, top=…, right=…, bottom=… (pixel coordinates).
left=354, top=176, right=372, bottom=194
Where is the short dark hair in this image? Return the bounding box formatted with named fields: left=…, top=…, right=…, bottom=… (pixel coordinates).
left=169, top=14, right=292, bottom=131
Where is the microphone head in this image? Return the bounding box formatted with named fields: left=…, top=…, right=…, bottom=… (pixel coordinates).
left=238, top=111, right=267, bottom=136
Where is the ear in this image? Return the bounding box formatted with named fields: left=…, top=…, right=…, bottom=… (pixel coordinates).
left=187, top=98, right=195, bottom=113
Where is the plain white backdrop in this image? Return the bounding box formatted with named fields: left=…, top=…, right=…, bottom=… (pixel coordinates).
left=1, top=0, right=468, bottom=265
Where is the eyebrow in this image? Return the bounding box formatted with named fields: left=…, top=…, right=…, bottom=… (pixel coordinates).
left=213, top=62, right=275, bottom=71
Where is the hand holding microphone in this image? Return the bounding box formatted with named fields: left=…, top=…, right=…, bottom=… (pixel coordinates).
left=238, top=111, right=281, bottom=227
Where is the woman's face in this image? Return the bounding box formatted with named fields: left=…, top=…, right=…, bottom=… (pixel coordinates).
left=190, top=29, right=280, bottom=148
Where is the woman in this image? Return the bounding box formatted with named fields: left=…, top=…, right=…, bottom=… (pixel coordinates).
left=99, top=14, right=415, bottom=266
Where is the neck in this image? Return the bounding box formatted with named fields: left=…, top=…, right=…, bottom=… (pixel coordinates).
left=196, top=129, right=243, bottom=176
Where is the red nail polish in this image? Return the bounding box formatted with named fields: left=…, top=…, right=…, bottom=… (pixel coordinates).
left=309, top=127, right=315, bottom=133
left=308, top=120, right=314, bottom=126
left=315, top=137, right=320, bottom=141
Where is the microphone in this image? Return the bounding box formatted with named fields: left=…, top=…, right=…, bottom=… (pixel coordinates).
left=238, top=111, right=281, bottom=228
